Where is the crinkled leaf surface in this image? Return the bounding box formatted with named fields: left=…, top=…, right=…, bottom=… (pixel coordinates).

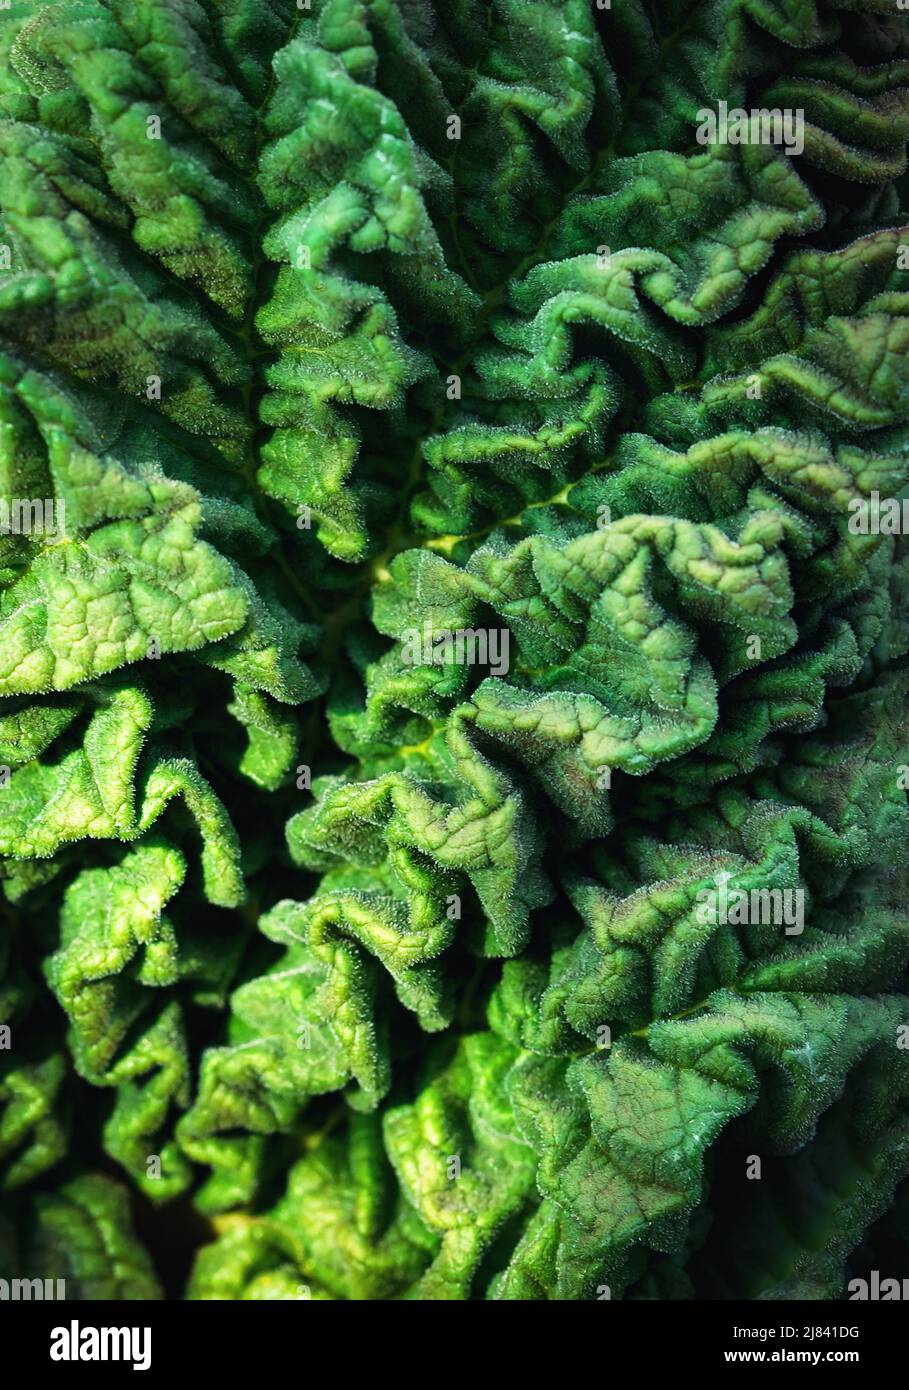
left=0, top=0, right=907, bottom=1302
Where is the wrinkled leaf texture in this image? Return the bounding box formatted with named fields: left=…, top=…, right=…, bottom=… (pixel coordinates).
left=0, top=0, right=907, bottom=1301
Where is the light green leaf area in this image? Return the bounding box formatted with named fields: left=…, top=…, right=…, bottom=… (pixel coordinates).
left=0, top=687, right=243, bottom=906
left=0, top=1046, right=67, bottom=1192
left=0, top=0, right=907, bottom=1305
